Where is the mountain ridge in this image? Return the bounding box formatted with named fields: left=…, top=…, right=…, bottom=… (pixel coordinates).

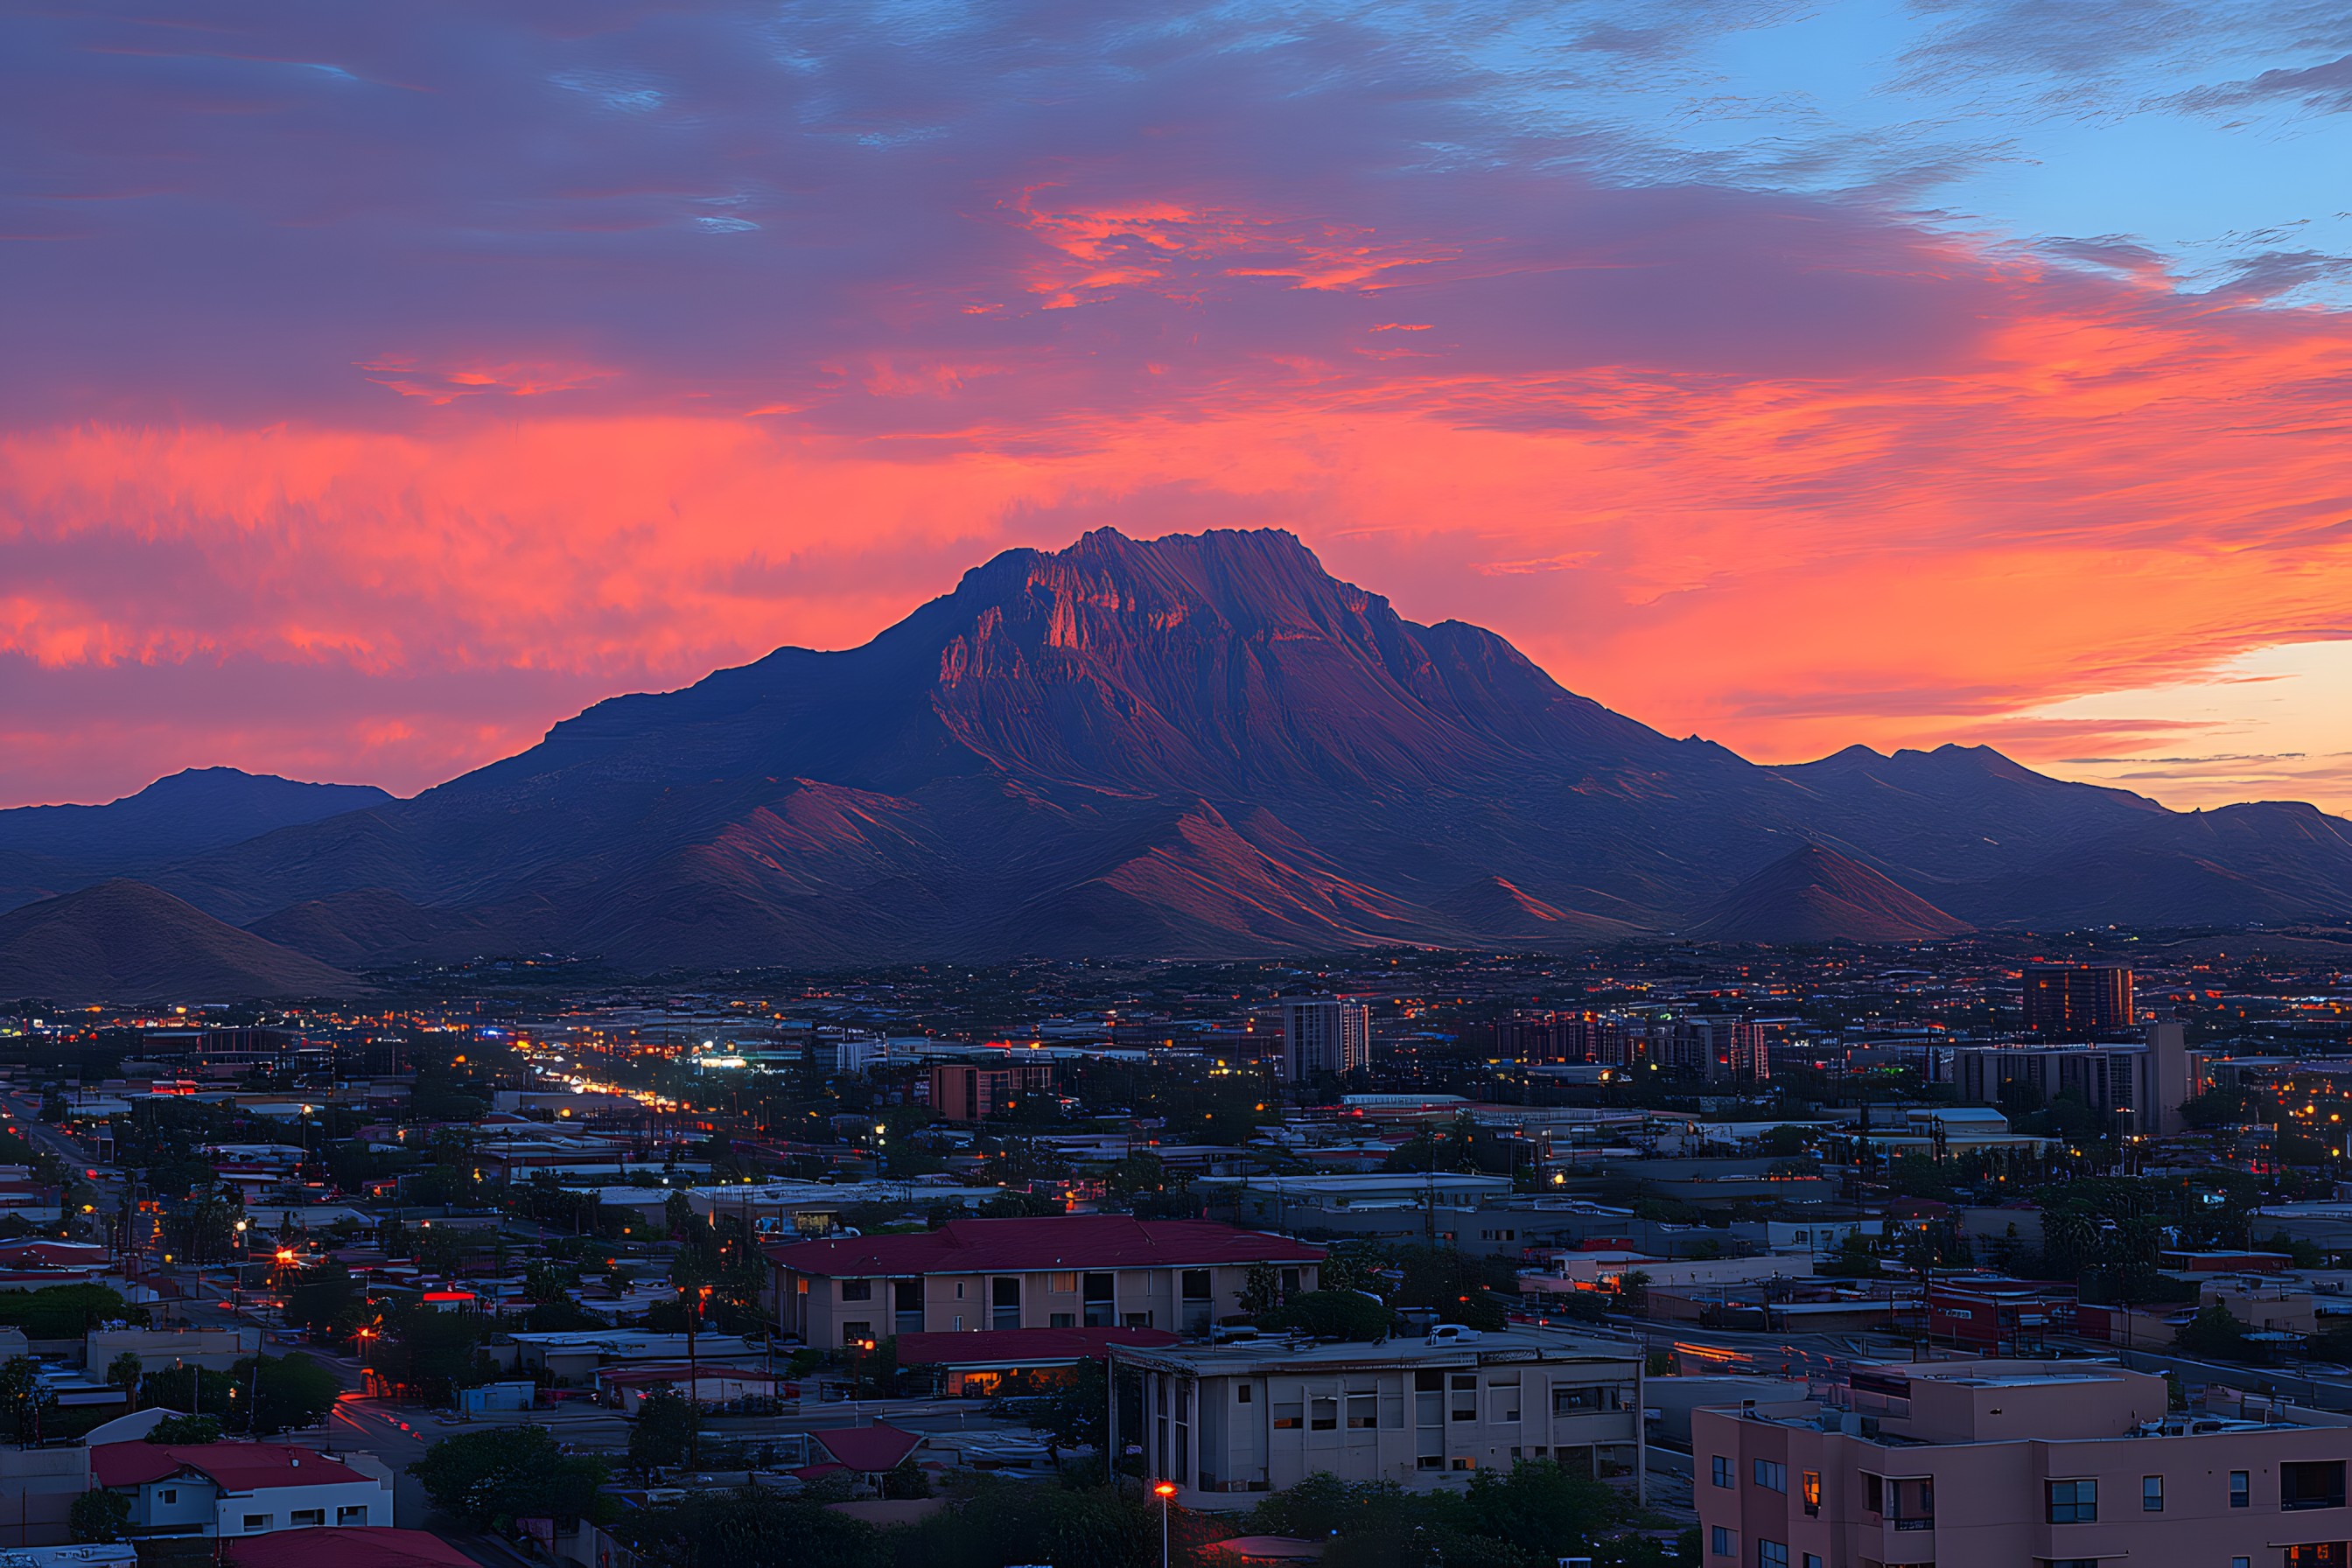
left=2, top=528, right=2347, bottom=986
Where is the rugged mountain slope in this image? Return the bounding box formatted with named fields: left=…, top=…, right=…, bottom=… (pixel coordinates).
left=18, top=525, right=2344, bottom=976
left=0, top=769, right=392, bottom=915
left=1688, top=844, right=1973, bottom=943
left=0, top=880, right=360, bottom=1001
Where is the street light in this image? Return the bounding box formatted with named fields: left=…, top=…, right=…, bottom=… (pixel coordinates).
left=1153, top=1480, right=1178, bottom=1568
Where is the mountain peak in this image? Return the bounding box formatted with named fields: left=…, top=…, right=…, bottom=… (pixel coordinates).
left=1690, top=841, right=1971, bottom=943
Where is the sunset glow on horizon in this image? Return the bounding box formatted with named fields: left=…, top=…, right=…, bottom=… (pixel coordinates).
left=10, top=2, right=2352, bottom=812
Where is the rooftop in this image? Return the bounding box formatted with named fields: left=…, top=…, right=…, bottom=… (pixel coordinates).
left=1113, top=1325, right=1634, bottom=1376
left=766, top=1215, right=1324, bottom=1277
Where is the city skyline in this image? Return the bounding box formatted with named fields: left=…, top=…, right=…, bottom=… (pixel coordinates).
left=10, top=4, right=2352, bottom=813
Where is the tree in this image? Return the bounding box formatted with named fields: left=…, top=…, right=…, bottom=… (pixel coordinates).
left=0, top=1284, right=139, bottom=1339
left=144, top=1414, right=222, bottom=1444
left=1819, top=1232, right=1880, bottom=1278
left=284, top=1257, right=361, bottom=1334
left=0, top=1355, right=53, bottom=1445
left=1260, top=1290, right=1395, bottom=1341
left=105, top=1352, right=144, bottom=1406
left=411, top=1425, right=611, bottom=1530
left=244, top=1353, right=341, bottom=1434
left=67, top=1488, right=130, bottom=1544
left=1004, top=1356, right=1111, bottom=1452
left=616, top=1485, right=886, bottom=1568
left=629, top=1390, right=699, bottom=1475
left=2176, top=1303, right=2258, bottom=1362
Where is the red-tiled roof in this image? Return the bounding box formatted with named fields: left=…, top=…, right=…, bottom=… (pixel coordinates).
left=812, top=1423, right=920, bottom=1473
left=92, top=1442, right=367, bottom=1492
left=895, top=1326, right=1178, bottom=1366
left=766, top=1216, right=1322, bottom=1277
left=228, top=1529, right=472, bottom=1568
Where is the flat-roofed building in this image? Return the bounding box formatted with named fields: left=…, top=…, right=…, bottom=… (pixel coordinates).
left=1698, top=1357, right=2352, bottom=1568
left=1112, top=1326, right=1642, bottom=1508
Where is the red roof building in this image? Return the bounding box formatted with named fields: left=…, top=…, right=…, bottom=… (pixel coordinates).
left=813, top=1423, right=922, bottom=1474
left=227, top=1528, right=473, bottom=1568
left=768, top=1216, right=1323, bottom=1347
left=91, top=1442, right=395, bottom=1538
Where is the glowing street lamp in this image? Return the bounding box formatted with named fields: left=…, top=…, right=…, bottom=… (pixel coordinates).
left=1153, top=1480, right=1178, bottom=1568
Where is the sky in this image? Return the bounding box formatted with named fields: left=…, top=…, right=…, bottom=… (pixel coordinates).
left=8, top=1, right=2352, bottom=812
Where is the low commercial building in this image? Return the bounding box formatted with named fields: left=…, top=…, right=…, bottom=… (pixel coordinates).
left=1697, top=1357, right=2352, bottom=1568
left=897, top=1326, right=1177, bottom=1398
left=88, top=1326, right=261, bottom=1374
left=768, top=1215, right=1323, bottom=1346
left=1110, top=1326, right=1642, bottom=1508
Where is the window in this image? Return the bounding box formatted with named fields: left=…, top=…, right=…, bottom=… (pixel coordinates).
left=1310, top=1396, right=1338, bottom=1432
left=2044, top=1560, right=2101, bottom=1568
left=1450, top=1374, right=1478, bottom=1423
left=242, top=1516, right=271, bottom=1532
left=1862, top=1474, right=1883, bottom=1515
left=1083, top=1272, right=1116, bottom=1328
left=992, top=1275, right=1023, bottom=1331
left=1757, top=1544, right=1788, bottom=1568
left=1449, top=1457, right=1474, bottom=1472
left=842, top=1320, right=873, bottom=1345
left=840, top=1278, right=872, bottom=1301
left=1712, top=1456, right=1733, bottom=1488
left=1181, top=1269, right=1213, bottom=1301
left=336, top=1507, right=368, bottom=1526
left=1050, top=1312, right=1075, bottom=1328
left=1347, top=1392, right=1378, bottom=1430
left=2231, top=1471, right=2250, bottom=1508
left=290, top=1510, right=324, bottom=1528
left=1280, top=1268, right=1300, bottom=1294
left=160, top=1489, right=177, bottom=1505
left=1123, top=1311, right=1153, bottom=1329
left=1753, top=1460, right=1787, bottom=1493
left=1710, top=1526, right=1735, bottom=1558
left=1273, top=1402, right=1303, bottom=1430
left=1416, top=1455, right=1444, bottom=1471
left=1800, top=1470, right=1821, bottom=1516
left=1049, top=1271, right=1078, bottom=1292
left=1236, top=1384, right=1252, bottom=1404
left=2285, top=1460, right=2348, bottom=1511
left=2047, top=1479, right=2098, bottom=1524
left=1555, top=1383, right=1620, bottom=1415
left=1489, top=1375, right=1520, bottom=1422
left=1803, top=1558, right=1823, bottom=1568
left=2142, top=1474, right=2163, bottom=1512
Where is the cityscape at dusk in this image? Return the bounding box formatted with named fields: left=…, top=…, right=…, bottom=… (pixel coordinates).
left=10, top=5, right=2352, bottom=1568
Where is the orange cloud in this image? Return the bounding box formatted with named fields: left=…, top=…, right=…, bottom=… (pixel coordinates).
left=6, top=259, right=2352, bottom=808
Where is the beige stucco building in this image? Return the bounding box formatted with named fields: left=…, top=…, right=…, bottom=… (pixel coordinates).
left=1697, top=1357, right=2352, bottom=1567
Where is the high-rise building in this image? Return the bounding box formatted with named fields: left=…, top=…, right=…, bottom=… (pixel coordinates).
left=2022, top=963, right=2133, bottom=1037
left=1276, top=997, right=1371, bottom=1082
left=1659, top=1015, right=1771, bottom=1083
left=1954, top=1021, right=2206, bottom=1135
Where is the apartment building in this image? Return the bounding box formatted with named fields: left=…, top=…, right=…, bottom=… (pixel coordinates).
left=767, top=1215, right=1324, bottom=1346
left=1696, top=1357, right=2352, bottom=1567
left=1111, top=1326, right=1642, bottom=1507
left=928, top=1060, right=1053, bottom=1124
left=1276, top=998, right=1371, bottom=1081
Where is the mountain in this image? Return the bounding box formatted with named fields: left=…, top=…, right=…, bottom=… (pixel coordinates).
left=0, top=880, right=361, bottom=1001
left=1688, top=844, right=1973, bottom=943
left=12, top=526, right=2350, bottom=981
left=0, top=769, right=392, bottom=914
